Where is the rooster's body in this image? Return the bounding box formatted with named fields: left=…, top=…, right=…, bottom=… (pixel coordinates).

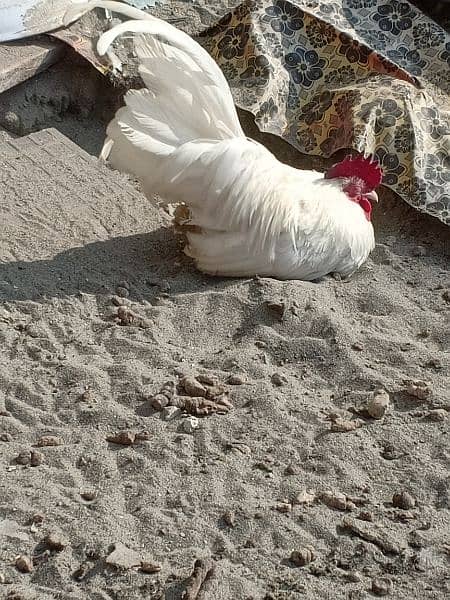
left=66, top=1, right=382, bottom=280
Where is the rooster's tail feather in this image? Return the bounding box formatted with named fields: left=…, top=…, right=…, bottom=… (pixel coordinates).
left=83, top=3, right=243, bottom=173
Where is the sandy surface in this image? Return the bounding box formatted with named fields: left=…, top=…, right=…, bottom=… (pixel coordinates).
left=0, top=59, right=449, bottom=600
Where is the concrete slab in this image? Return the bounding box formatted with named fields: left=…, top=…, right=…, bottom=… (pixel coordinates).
left=0, top=38, right=64, bottom=94
left=0, top=128, right=168, bottom=275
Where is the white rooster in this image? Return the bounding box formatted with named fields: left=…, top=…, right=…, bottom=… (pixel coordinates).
left=65, top=1, right=383, bottom=281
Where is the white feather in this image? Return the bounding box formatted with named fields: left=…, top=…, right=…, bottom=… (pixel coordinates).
left=63, top=0, right=153, bottom=27
left=91, top=4, right=375, bottom=280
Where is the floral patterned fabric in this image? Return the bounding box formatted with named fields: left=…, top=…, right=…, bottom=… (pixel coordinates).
left=200, top=0, right=450, bottom=225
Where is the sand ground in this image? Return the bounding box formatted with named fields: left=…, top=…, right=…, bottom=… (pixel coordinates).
left=0, top=48, right=449, bottom=600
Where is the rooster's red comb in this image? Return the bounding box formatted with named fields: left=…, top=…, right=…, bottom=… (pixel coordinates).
left=324, top=154, right=383, bottom=192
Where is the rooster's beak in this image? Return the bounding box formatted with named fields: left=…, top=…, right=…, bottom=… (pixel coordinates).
left=365, top=190, right=378, bottom=203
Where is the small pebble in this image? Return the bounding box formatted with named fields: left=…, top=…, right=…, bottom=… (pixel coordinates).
left=106, top=431, right=136, bottom=445
left=367, top=389, right=390, bottom=419
left=330, top=417, right=362, bottom=433
left=196, top=374, right=217, bottom=386
left=392, top=491, right=415, bottom=510
left=81, top=491, right=96, bottom=502
left=106, top=542, right=141, bottom=569
left=35, top=435, right=63, bottom=447
left=116, top=286, right=130, bottom=298
left=408, top=529, right=426, bottom=549
left=180, top=375, right=206, bottom=397
left=293, top=490, right=315, bottom=505
left=15, top=555, right=33, bottom=573
left=346, top=494, right=369, bottom=506
left=79, top=388, right=94, bottom=403
left=427, top=409, right=447, bottom=421
left=309, top=563, right=327, bottom=576
left=111, top=295, right=127, bottom=306
left=222, top=511, right=236, bottom=527
left=254, top=462, right=273, bottom=473
left=320, top=491, right=350, bottom=511
left=425, top=358, right=442, bottom=370
left=116, top=306, right=135, bottom=325
left=45, top=532, right=67, bottom=551
left=358, top=511, right=373, bottom=522
left=15, top=451, right=31, bottom=465
left=135, top=430, right=151, bottom=442
left=85, top=546, right=102, bottom=560
left=226, top=375, right=245, bottom=385
left=265, top=301, right=285, bottom=319
left=73, top=562, right=89, bottom=581
left=31, top=513, right=44, bottom=525
left=284, top=464, right=297, bottom=476
left=0, top=433, right=13, bottom=442
left=182, top=416, right=199, bottom=433
left=275, top=501, right=292, bottom=513
left=150, top=394, right=170, bottom=410
left=351, top=343, right=364, bottom=351
left=290, top=546, right=316, bottom=567
left=381, top=443, right=404, bottom=461
left=405, top=380, right=431, bottom=400
left=140, top=560, right=162, bottom=573
left=148, top=382, right=175, bottom=410
left=271, top=373, right=287, bottom=386
left=137, top=317, right=152, bottom=329
left=346, top=570, right=363, bottom=583
left=30, top=450, right=44, bottom=466
left=392, top=509, right=415, bottom=522
left=371, top=577, right=393, bottom=596
left=162, top=406, right=181, bottom=421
